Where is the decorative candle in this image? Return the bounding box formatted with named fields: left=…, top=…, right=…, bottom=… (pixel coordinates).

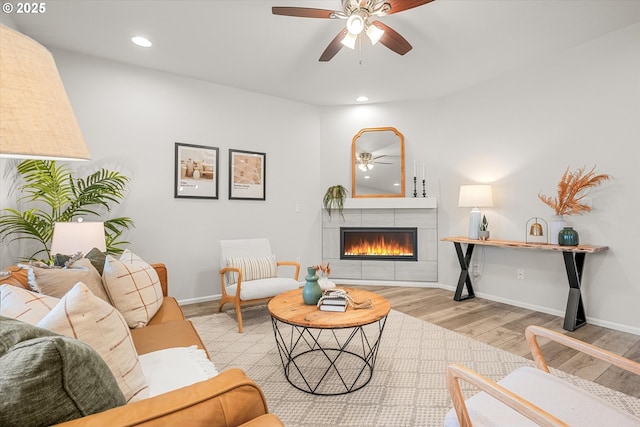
left=413, top=160, right=417, bottom=177
left=422, top=163, right=426, bottom=180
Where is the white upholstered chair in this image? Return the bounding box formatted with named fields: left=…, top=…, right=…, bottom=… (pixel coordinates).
left=218, top=238, right=300, bottom=333
left=445, top=325, right=640, bottom=426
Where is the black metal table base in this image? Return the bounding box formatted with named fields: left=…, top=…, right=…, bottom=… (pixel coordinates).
left=451, top=242, right=588, bottom=332
left=270, top=316, right=387, bottom=395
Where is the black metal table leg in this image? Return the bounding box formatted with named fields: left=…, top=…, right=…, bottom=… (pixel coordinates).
left=562, top=251, right=587, bottom=331
left=453, top=242, right=475, bottom=301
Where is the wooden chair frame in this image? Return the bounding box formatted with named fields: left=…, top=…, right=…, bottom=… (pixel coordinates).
left=447, top=325, right=640, bottom=427
left=219, top=261, right=299, bottom=333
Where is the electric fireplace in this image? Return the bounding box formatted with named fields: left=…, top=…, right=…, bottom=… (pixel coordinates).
left=340, top=227, right=418, bottom=261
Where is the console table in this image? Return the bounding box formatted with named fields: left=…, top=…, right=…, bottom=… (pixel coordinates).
left=441, top=236, right=609, bottom=332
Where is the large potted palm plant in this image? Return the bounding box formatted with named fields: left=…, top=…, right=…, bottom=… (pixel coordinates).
left=0, top=160, right=134, bottom=262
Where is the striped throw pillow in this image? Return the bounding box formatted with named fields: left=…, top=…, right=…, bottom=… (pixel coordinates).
left=37, top=282, right=149, bottom=403
left=225, top=255, right=277, bottom=285
left=0, top=284, right=59, bottom=325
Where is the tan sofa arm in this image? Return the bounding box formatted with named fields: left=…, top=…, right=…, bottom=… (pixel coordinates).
left=54, top=369, right=272, bottom=427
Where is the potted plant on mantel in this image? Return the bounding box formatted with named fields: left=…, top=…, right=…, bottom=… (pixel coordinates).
left=0, top=160, right=134, bottom=262
left=323, top=184, right=348, bottom=221
left=537, top=165, right=611, bottom=244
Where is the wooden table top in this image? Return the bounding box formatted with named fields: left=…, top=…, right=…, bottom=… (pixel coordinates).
left=441, top=236, right=609, bottom=254
left=268, top=287, right=391, bottom=329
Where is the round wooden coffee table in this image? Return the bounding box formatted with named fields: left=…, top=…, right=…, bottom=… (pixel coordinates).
left=268, top=287, right=390, bottom=395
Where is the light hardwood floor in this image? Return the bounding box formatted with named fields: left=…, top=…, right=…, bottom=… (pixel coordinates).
left=181, top=285, right=640, bottom=399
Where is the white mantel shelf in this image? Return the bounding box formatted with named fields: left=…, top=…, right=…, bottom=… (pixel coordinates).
left=343, top=197, right=437, bottom=209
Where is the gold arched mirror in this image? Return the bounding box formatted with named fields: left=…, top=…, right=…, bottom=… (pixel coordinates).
left=352, top=127, right=405, bottom=198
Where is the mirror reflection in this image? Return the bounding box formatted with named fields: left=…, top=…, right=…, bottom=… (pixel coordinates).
left=352, top=127, right=405, bottom=198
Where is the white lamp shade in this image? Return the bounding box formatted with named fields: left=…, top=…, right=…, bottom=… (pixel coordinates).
left=458, top=185, right=494, bottom=208
left=0, top=25, right=90, bottom=161
left=366, top=24, right=385, bottom=45
left=341, top=32, right=357, bottom=49
left=50, top=222, right=106, bottom=255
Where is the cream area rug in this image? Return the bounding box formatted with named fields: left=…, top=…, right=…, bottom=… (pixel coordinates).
left=190, top=306, right=640, bottom=426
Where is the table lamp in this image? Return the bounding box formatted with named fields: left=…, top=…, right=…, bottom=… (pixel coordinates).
left=50, top=221, right=106, bottom=255
left=458, top=185, right=494, bottom=240
left=0, top=25, right=90, bottom=160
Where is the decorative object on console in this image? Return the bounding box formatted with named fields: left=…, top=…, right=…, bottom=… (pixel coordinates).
left=526, top=217, right=548, bottom=244
left=0, top=25, right=90, bottom=161
left=271, top=0, right=436, bottom=62
left=302, top=266, right=322, bottom=305
left=558, top=226, right=580, bottom=246
left=538, top=165, right=611, bottom=244
left=478, top=215, right=490, bottom=240
left=323, top=184, right=348, bottom=220
left=458, top=184, right=494, bottom=240
left=0, top=160, right=133, bottom=262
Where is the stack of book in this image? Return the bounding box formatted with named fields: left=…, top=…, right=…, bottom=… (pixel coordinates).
left=319, top=296, right=348, bottom=312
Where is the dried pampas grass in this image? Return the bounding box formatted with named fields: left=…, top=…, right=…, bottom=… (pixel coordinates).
left=538, top=165, right=611, bottom=216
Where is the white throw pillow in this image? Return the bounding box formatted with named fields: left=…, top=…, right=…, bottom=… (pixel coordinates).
left=0, top=284, right=59, bottom=325
left=102, top=250, right=163, bottom=328
left=225, top=255, right=277, bottom=285
left=37, top=282, right=149, bottom=403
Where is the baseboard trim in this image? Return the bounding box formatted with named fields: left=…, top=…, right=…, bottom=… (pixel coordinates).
left=177, top=294, right=220, bottom=306
left=176, top=283, right=640, bottom=335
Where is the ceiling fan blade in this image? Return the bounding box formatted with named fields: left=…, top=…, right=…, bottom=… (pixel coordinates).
left=319, top=29, right=347, bottom=62
left=372, top=21, right=412, bottom=56
left=272, top=7, right=337, bottom=19
left=384, top=0, right=435, bottom=15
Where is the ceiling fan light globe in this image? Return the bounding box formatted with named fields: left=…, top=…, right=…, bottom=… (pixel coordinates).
left=341, top=32, right=357, bottom=49
left=366, top=24, right=384, bottom=45
left=346, top=14, right=365, bottom=35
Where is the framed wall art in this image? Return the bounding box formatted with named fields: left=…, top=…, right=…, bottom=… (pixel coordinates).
left=174, top=142, right=219, bottom=199
left=228, top=149, right=266, bottom=200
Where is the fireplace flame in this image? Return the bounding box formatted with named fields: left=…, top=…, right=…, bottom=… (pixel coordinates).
left=344, top=236, right=414, bottom=257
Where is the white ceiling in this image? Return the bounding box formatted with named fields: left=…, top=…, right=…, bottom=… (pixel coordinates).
left=10, top=0, right=640, bottom=106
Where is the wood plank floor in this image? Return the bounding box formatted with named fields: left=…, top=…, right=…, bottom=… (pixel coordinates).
left=181, top=285, right=640, bottom=398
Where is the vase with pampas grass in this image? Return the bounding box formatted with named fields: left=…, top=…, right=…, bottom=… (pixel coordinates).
left=538, top=165, right=611, bottom=244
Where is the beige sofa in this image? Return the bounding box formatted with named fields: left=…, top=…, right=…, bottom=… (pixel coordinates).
left=2, top=263, right=283, bottom=427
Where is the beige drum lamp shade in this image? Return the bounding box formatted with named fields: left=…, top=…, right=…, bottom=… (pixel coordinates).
left=0, top=24, right=90, bottom=160
left=50, top=221, right=106, bottom=256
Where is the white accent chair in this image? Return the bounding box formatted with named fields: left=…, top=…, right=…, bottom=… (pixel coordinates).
left=445, top=325, right=640, bottom=426
left=218, top=239, right=300, bottom=333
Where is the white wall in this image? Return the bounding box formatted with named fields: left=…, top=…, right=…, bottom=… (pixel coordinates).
left=0, top=50, right=323, bottom=303
left=2, top=22, right=638, bottom=333
left=320, top=23, right=640, bottom=334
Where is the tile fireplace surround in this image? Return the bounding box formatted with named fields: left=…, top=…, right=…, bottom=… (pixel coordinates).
left=322, top=198, right=437, bottom=284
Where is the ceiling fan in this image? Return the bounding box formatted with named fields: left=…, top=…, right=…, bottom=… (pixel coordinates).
left=357, top=152, right=393, bottom=171
left=272, top=0, right=435, bottom=62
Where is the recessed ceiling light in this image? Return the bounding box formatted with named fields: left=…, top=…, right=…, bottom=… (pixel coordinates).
left=356, top=96, right=369, bottom=102
left=131, top=36, right=152, bottom=47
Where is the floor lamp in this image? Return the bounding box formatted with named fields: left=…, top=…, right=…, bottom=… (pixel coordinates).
left=458, top=184, right=494, bottom=240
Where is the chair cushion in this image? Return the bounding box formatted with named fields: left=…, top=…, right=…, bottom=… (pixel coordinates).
left=0, top=284, right=59, bottom=325
left=227, top=277, right=300, bottom=300
left=37, top=282, right=149, bottom=403
left=102, top=250, right=163, bottom=328
left=225, top=255, right=277, bottom=285
left=0, top=316, right=125, bottom=427
left=443, top=366, right=640, bottom=426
